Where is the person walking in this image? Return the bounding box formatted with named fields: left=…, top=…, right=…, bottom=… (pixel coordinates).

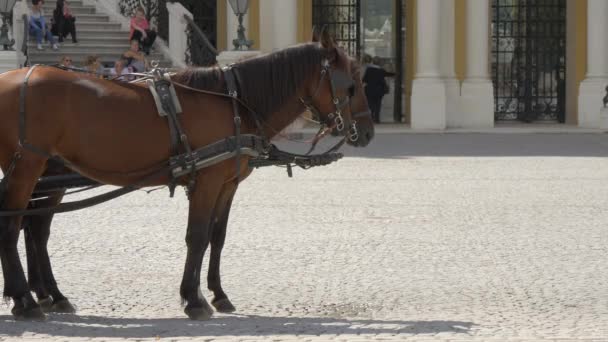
left=362, top=56, right=391, bottom=123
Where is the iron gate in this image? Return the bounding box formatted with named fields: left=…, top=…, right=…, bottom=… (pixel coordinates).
left=491, top=0, right=566, bottom=122
left=312, top=0, right=361, bottom=57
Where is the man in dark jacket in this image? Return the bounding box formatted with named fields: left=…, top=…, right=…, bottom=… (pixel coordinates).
left=363, top=56, right=391, bottom=123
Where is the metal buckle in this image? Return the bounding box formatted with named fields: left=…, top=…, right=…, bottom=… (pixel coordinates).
left=335, top=113, right=344, bottom=132
left=349, top=121, right=358, bottom=142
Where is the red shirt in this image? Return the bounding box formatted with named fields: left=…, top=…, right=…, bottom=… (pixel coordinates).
left=130, top=17, right=149, bottom=40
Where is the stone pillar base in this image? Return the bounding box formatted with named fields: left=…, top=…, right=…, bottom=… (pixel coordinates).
left=0, top=51, right=19, bottom=74
left=578, top=79, right=608, bottom=128
left=411, top=79, right=447, bottom=130
left=601, top=107, right=608, bottom=129
left=217, top=50, right=262, bottom=67
left=444, top=78, right=461, bottom=128
left=459, top=80, right=495, bottom=128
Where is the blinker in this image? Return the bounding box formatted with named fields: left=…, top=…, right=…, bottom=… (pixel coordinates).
left=331, top=70, right=354, bottom=90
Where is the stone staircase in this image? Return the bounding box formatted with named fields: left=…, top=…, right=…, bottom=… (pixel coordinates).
left=27, top=0, right=170, bottom=68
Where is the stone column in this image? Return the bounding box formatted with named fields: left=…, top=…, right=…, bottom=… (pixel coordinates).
left=10, top=0, right=30, bottom=68
left=578, top=0, right=608, bottom=128
left=260, top=0, right=298, bottom=52
left=460, top=0, right=494, bottom=128
left=411, top=0, right=446, bottom=130
left=166, top=2, right=192, bottom=68
left=441, top=0, right=461, bottom=128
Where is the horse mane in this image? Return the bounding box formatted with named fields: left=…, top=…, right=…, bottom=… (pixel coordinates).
left=173, top=43, right=325, bottom=119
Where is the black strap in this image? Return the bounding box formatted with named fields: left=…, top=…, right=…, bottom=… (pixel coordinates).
left=155, top=80, right=181, bottom=156
left=169, top=134, right=268, bottom=178
left=19, top=65, right=56, bottom=159
left=153, top=77, right=198, bottom=196
left=0, top=162, right=171, bottom=217
left=0, top=152, right=22, bottom=207
left=223, top=66, right=243, bottom=182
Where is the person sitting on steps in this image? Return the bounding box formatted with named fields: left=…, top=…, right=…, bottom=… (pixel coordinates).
left=52, top=0, right=78, bottom=44
left=121, top=39, right=148, bottom=73
left=110, top=58, right=132, bottom=81
left=129, top=6, right=157, bottom=56
left=30, top=0, right=59, bottom=51
left=59, top=55, right=73, bottom=69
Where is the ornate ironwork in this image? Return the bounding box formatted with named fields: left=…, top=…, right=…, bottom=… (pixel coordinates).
left=119, top=0, right=160, bottom=27
left=180, top=0, right=217, bottom=66
left=313, top=0, right=361, bottom=57
left=491, top=0, right=566, bottom=122
left=185, top=15, right=217, bottom=66
left=117, top=0, right=217, bottom=66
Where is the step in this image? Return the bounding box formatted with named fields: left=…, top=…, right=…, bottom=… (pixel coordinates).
left=63, top=36, right=133, bottom=44
left=67, top=29, right=131, bottom=38
left=42, top=5, right=96, bottom=15
left=28, top=43, right=132, bottom=54
left=68, top=22, right=123, bottom=30
left=42, top=0, right=84, bottom=5
left=38, top=21, right=123, bottom=30
left=44, top=14, right=111, bottom=23
left=29, top=51, right=166, bottom=63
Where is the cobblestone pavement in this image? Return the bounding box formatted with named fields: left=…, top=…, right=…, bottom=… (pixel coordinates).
left=1, top=134, right=608, bottom=341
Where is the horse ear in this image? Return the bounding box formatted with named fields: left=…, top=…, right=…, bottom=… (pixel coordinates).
left=320, top=26, right=335, bottom=49
left=312, top=25, right=320, bottom=42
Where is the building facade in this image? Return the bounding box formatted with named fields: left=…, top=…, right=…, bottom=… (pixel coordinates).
left=6, top=0, right=600, bottom=129
left=204, top=0, right=606, bottom=129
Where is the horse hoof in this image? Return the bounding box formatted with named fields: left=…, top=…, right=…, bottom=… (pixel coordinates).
left=212, top=298, right=236, bottom=313
left=38, top=297, right=53, bottom=312
left=184, top=305, right=214, bottom=321
left=13, top=306, right=46, bottom=321
left=50, top=299, right=76, bottom=314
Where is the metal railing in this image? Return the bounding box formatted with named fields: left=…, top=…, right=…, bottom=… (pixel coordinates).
left=184, top=14, right=217, bottom=67
left=20, top=14, right=28, bottom=66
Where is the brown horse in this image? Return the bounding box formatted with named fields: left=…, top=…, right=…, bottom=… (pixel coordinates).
left=0, top=34, right=374, bottom=321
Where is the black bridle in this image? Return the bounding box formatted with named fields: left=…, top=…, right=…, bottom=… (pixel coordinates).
left=299, top=59, right=368, bottom=151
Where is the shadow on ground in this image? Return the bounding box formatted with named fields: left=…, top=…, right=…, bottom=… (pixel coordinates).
left=0, top=314, right=475, bottom=338
left=274, top=133, right=608, bottom=158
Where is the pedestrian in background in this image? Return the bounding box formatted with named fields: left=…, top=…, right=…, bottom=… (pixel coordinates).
left=59, top=55, right=73, bottom=68
left=362, top=55, right=391, bottom=124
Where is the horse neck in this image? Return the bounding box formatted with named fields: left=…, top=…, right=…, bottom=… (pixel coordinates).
left=262, top=93, right=308, bottom=139
left=259, top=67, right=323, bottom=139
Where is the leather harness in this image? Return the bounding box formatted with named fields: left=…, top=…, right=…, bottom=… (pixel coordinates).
left=0, top=60, right=358, bottom=217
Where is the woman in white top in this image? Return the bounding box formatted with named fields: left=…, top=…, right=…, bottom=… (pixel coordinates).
left=110, top=58, right=132, bottom=81
left=30, top=0, right=59, bottom=50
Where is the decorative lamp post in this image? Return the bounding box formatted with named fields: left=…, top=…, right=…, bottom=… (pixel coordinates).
left=0, top=0, right=16, bottom=50
left=228, top=0, right=253, bottom=50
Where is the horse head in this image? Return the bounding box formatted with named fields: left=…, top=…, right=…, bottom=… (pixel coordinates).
left=306, top=27, right=375, bottom=147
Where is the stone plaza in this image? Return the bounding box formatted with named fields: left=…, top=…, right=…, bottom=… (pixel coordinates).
left=1, top=133, right=607, bottom=341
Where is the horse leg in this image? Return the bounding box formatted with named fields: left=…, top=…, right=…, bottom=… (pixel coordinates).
left=24, top=221, right=49, bottom=306
left=207, top=182, right=237, bottom=313
left=24, top=191, right=75, bottom=314
left=179, top=176, right=223, bottom=320
left=0, top=154, right=47, bottom=321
